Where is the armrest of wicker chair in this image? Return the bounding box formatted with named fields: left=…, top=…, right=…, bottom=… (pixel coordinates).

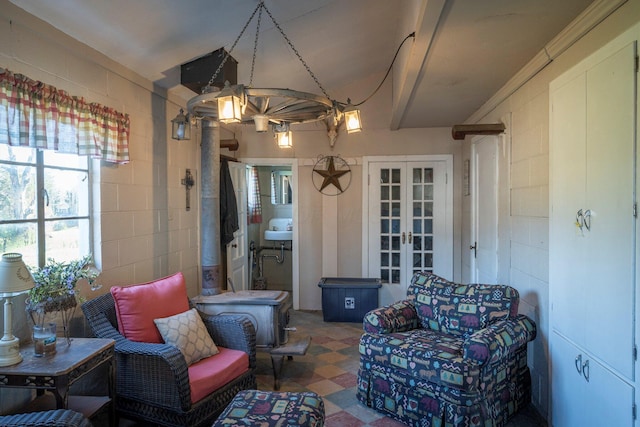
left=199, top=312, right=257, bottom=369
left=82, top=293, right=193, bottom=411
left=0, top=409, right=92, bottom=427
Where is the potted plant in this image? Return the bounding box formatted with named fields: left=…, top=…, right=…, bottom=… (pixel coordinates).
left=26, top=254, right=101, bottom=345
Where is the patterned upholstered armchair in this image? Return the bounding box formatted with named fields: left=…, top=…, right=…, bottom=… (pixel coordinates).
left=357, top=272, right=536, bottom=427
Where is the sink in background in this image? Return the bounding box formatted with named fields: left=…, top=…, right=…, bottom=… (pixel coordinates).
left=265, top=218, right=292, bottom=241
left=265, top=230, right=293, bottom=241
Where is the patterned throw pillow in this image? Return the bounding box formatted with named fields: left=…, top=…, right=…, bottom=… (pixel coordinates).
left=154, top=308, right=219, bottom=365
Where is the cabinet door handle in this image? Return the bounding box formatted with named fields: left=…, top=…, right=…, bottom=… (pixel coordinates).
left=582, top=359, right=590, bottom=382
left=408, top=232, right=412, bottom=244
left=575, top=209, right=584, bottom=230
left=575, top=354, right=582, bottom=374
left=583, top=209, right=591, bottom=231
left=402, top=232, right=406, bottom=244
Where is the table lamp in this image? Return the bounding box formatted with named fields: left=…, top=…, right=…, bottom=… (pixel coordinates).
left=0, top=253, right=35, bottom=366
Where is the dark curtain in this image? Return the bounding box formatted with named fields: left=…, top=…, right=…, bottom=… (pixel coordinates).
left=220, top=158, right=239, bottom=245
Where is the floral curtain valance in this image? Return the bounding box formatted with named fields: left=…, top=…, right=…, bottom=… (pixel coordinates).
left=0, top=68, right=130, bottom=163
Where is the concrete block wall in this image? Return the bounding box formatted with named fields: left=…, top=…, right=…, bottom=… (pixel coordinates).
left=0, top=0, right=200, bottom=412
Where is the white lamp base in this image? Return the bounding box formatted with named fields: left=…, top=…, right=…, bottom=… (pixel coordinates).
left=0, top=336, right=23, bottom=367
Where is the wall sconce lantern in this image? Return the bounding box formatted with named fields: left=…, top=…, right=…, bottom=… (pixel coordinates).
left=171, top=108, right=191, bottom=140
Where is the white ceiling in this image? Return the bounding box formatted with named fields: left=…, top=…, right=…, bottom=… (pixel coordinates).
left=9, top=0, right=594, bottom=128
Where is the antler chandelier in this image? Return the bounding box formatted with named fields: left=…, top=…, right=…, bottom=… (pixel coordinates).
left=185, top=0, right=362, bottom=148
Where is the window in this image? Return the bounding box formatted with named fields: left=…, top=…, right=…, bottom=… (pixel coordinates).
left=0, top=144, right=92, bottom=268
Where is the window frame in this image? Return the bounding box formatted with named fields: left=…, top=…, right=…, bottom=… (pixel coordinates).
left=0, top=147, right=93, bottom=268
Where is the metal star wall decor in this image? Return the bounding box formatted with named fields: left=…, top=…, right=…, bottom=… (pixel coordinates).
left=312, top=155, right=352, bottom=195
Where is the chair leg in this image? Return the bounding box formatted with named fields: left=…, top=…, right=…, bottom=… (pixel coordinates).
left=271, top=354, right=284, bottom=390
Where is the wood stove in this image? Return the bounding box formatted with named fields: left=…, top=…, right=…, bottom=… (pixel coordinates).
left=193, top=290, right=292, bottom=350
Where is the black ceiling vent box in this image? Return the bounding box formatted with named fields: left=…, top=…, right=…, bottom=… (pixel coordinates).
left=180, top=47, right=238, bottom=94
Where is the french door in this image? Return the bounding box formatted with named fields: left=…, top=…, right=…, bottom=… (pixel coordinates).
left=364, top=157, right=453, bottom=305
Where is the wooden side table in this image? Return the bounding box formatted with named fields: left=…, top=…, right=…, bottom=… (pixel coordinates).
left=0, top=338, right=115, bottom=423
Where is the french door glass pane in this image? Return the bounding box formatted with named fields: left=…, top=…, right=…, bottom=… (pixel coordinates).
left=424, top=168, right=433, bottom=183
left=380, top=168, right=402, bottom=284
left=392, top=236, right=400, bottom=250
left=381, top=186, right=389, bottom=200
left=392, top=253, right=400, bottom=267
left=411, top=167, right=434, bottom=274
left=392, top=270, right=400, bottom=283
left=391, top=185, right=400, bottom=200
left=381, top=169, right=389, bottom=184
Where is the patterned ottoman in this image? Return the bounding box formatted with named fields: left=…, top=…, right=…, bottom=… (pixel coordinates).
left=212, top=390, right=325, bottom=426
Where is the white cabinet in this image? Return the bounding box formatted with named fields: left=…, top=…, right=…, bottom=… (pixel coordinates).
left=550, top=40, right=637, bottom=426
left=551, top=333, right=634, bottom=426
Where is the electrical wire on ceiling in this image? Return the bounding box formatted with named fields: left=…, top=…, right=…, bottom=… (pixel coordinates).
left=348, top=32, right=416, bottom=107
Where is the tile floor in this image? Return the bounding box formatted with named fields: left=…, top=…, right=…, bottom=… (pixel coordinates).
left=118, top=309, right=546, bottom=426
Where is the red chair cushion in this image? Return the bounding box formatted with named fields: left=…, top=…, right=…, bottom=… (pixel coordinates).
left=188, top=347, right=250, bottom=403
left=110, top=272, right=190, bottom=343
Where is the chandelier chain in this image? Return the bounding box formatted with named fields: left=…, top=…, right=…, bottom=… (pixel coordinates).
left=260, top=3, right=331, bottom=100
left=249, top=5, right=264, bottom=87
left=205, top=1, right=263, bottom=90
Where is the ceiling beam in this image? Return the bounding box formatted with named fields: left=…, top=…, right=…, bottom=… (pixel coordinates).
left=390, top=0, right=446, bottom=131
left=221, top=139, right=239, bottom=151
left=451, top=123, right=505, bottom=140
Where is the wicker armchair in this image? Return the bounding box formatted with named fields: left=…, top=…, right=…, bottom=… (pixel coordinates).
left=0, top=409, right=92, bottom=427
left=81, top=293, right=257, bottom=427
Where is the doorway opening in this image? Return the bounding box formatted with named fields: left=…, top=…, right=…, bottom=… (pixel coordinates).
left=240, top=158, right=300, bottom=308
left=250, top=165, right=293, bottom=292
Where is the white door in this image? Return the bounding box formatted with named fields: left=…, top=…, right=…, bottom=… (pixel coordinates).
left=471, top=135, right=499, bottom=284
left=366, top=159, right=453, bottom=305
left=226, top=161, right=249, bottom=291
left=582, top=41, right=635, bottom=377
